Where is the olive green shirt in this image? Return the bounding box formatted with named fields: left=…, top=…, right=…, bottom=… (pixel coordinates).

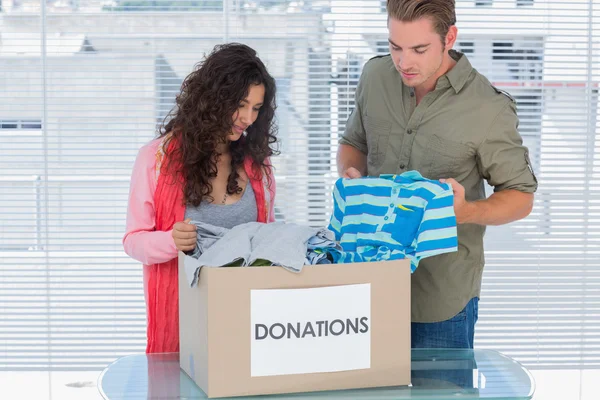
left=339, top=51, right=538, bottom=323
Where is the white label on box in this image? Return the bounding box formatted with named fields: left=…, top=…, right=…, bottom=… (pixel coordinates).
left=250, top=283, right=371, bottom=377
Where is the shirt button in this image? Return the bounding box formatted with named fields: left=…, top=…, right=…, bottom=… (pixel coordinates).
left=389, top=203, right=394, bottom=208
left=399, top=163, right=406, bottom=169
left=407, top=129, right=412, bottom=135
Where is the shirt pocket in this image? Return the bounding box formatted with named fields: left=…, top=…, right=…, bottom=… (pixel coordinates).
left=424, top=134, right=473, bottom=180
left=388, top=203, right=423, bottom=246
left=364, top=115, right=392, bottom=166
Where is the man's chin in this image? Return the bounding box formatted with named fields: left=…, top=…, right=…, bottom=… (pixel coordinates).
left=401, top=77, right=421, bottom=88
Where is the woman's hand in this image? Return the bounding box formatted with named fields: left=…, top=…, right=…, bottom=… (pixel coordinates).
left=172, top=218, right=197, bottom=252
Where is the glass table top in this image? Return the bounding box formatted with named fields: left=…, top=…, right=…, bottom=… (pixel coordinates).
left=98, top=349, right=534, bottom=399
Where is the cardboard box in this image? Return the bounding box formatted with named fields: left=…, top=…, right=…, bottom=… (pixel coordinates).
left=178, top=252, right=411, bottom=398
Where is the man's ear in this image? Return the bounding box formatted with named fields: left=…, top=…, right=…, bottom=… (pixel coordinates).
left=445, top=25, right=458, bottom=50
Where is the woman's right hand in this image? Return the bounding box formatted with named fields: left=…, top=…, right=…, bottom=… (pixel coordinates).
left=172, top=218, right=197, bottom=252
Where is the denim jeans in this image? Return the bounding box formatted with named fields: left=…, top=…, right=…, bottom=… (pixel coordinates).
left=410, top=297, right=479, bottom=389
left=411, top=297, right=479, bottom=349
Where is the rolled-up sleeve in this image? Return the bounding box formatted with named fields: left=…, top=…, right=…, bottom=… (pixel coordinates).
left=339, top=68, right=368, bottom=154
left=477, top=101, right=538, bottom=193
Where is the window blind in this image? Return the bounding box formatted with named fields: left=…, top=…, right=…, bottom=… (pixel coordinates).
left=0, top=0, right=598, bottom=373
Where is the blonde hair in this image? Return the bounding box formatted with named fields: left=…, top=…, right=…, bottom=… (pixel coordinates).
left=387, top=0, right=456, bottom=43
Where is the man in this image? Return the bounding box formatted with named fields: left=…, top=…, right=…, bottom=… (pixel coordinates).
left=336, top=0, right=537, bottom=349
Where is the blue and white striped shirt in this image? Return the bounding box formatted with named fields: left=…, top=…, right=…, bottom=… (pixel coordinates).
left=327, top=171, right=458, bottom=272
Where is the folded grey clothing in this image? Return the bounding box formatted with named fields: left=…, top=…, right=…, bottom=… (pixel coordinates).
left=246, top=222, right=323, bottom=272
left=184, top=221, right=332, bottom=287
left=185, top=221, right=230, bottom=259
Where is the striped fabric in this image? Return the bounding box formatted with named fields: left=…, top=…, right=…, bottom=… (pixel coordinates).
left=327, top=171, right=458, bottom=272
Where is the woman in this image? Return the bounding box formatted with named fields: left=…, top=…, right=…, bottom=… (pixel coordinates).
left=123, top=43, right=278, bottom=353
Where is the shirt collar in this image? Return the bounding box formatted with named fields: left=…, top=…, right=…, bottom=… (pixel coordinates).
left=438, top=50, right=473, bottom=94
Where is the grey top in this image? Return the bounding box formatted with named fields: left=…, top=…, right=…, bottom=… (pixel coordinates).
left=184, top=182, right=257, bottom=230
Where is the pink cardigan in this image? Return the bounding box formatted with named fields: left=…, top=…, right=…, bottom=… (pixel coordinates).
left=123, top=137, right=276, bottom=353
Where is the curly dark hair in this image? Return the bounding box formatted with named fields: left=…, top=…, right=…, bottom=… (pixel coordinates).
left=159, top=43, right=278, bottom=206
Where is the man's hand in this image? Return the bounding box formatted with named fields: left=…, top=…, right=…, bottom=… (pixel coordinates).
left=440, top=178, right=473, bottom=224
left=342, top=167, right=362, bottom=179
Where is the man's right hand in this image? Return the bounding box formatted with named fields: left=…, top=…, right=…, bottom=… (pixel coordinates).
left=172, top=218, right=197, bottom=252
left=342, top=167, right=363, bottom=179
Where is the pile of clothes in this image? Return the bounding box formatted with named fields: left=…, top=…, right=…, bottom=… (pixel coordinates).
left=184, top=221, right=339, bottom=287
left=185, top=171, right=459, bottom=287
